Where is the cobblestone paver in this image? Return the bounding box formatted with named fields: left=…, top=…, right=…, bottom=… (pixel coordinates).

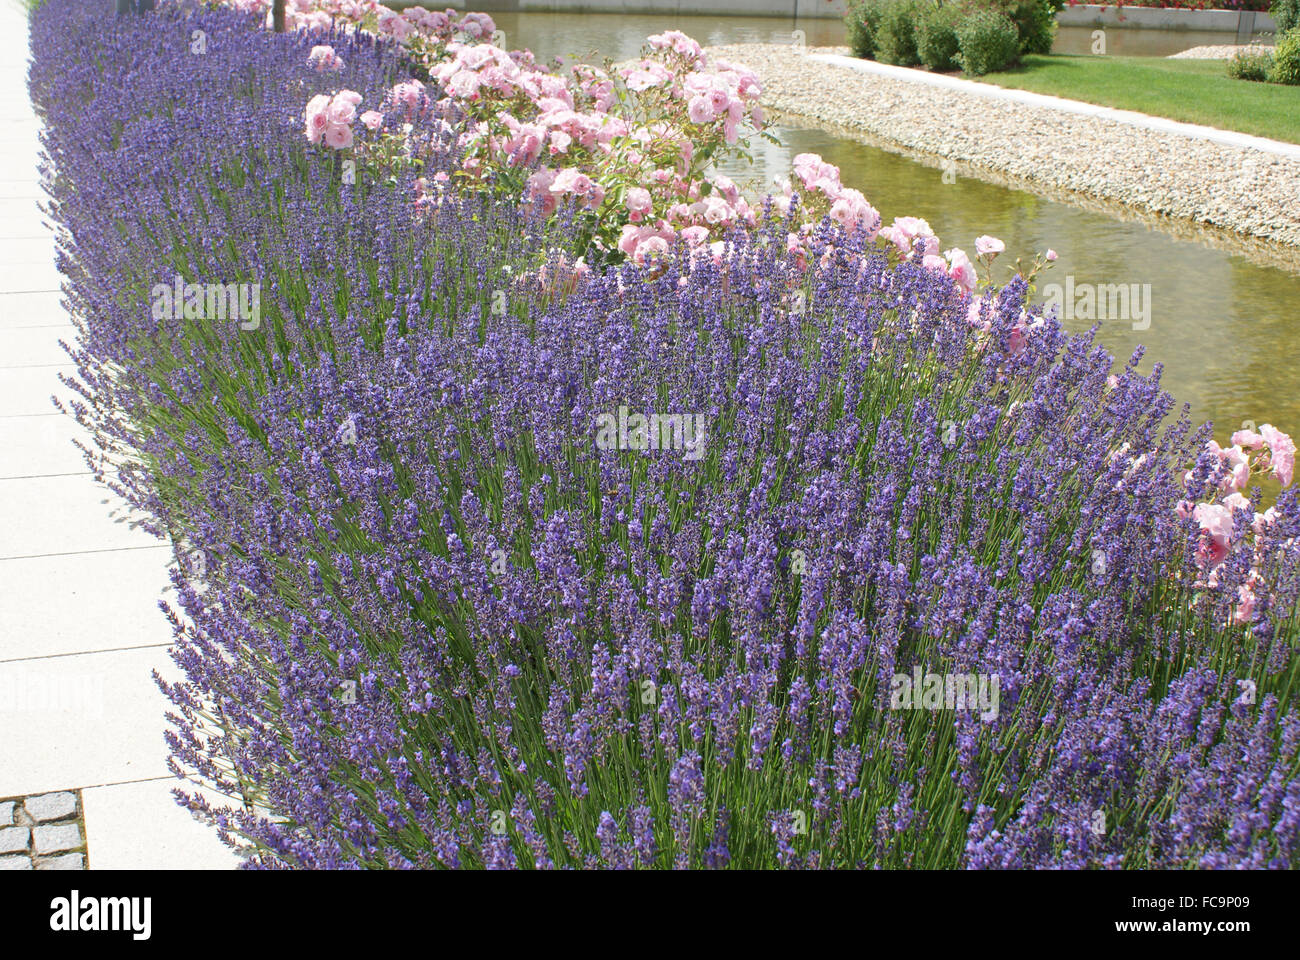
left=0, top=791, right=87, bottom=870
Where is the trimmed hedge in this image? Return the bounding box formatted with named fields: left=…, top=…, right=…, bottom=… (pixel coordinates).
left=847, top=0, right=1054, bottom=73
left=916, top=3, right=963, bottom=71
left=954, top=10, right=1022, bottom=76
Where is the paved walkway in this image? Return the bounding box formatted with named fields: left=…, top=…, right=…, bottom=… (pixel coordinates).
left=0, top=0, right=235, bottom=869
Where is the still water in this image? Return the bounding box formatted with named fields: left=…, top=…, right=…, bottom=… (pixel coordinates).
left=484, top=12, right=1300, bottom=439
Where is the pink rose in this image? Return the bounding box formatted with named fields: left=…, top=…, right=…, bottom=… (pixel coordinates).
left=633, top=235, right=669, bottom=266
left=360, top=110, right=384, bottom=131
left=1045, top=249, right=1058, bottom=262
left=323, top=123, right=353, bottom=150
left=625, top=187, right=652, bottom=221
left=680, top=225, right=709, bottom=247
left=326, top=96, right=357, bottom=127
left=945, top=248, right=977, bottom=294
left=687, top=96, right=714, bottom=124
left=1261, top=424, right=1295, bottom=487
left=550, top=168, right=593, bottom=197
left=1234, top=578, right=1258, bottom=624
left=1231, top=428, right=1265, bottom=449
left=921, top=254, right=948, bottom=276
left=974, top=235, right=1005, bottom=257
left=1192, top=502, right=1233, bottom=571
left=304, top=93, right=331, bottom=144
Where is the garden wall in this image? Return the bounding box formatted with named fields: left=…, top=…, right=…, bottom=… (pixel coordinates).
left=1056, top=5, right=1277, bottom=32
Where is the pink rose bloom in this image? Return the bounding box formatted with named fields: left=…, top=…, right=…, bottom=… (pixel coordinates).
left=828, top=188, right=880, bottom=238
left=525, top=167, right=558, bottom=216
left=891, top=217, right=938, bottom=258
left=1175, top=499, right=1196, bottom=520
left=625, top=69, right=664, bottom=92
left=360, top=110, right=384, bottom=131
left=723, top=100, right=744, bottom=145
left=687, top=96, right=714, bottom=124
left=617, top=224, right=642, bottom=257
left=1045, top=249, right=1058, bottom=261
left=1231, top=427, right=1265, bottom=449
left=680, top=225, right=710, bottom=247
left=945, top=248, right=977, bottom=294
left=912, top=234, right=939, bottom=258
left=878, top=225, right=910, bottom=257
left=548, top=130, right=572, bottom=154
left=1234, top=578, right=1258, bottom=624
left=447, top=70, right=481, bottom=100
left=1261, top=424, right=1295, bottom=487
left=700, top=195, right=732, bottom=225
left=323, top=123, right=353, bottom=150
left=1222, top=444, right=1251, bottom=492
left=550, top=168, right=593, bottom=197
left=335, top=90, right=363, bottom=108
left=308, top=45, right=343, bottom=72
left=625, top=187, right=652, bottom=221
left=792, top=153, right=841, bottom=192
left=304, top=93, right=331, bottom=144
left=1253, top=506, right=1277, bottom=537
left=633, top=235, right=669, bottom=266
left=1192, top=502, right=1234, bottom=571
left=388, top=79, right=426, bottom=117
left=327, top=97, right=357, bottom=126
left=710, top=175, right=739, bottom=204
left=893, top=216, right=932, bottom=240
left=1223, top=491, right=1251, bottom=512
left=921, top=254, right=948, bottom=276
left=974, top=235, right=1005, bottom=257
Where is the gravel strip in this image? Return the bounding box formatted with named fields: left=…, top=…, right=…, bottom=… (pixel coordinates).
left=705, top=44, right=1300, bottom=249
left=1168, top=44, right=1275, bottom=59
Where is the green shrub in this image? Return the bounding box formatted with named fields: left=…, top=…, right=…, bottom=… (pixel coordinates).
left=875, top=0, right=922, bottom=66
left=955, top=10, right=1021, bottom=75
left=1272, top=0, right=1300, bottom=35
left=1268, top=28, right=1300, bottom=84
left=1227, top=46, right=1274, bottom=82
left=1011, top=0, right=1059, bottom=55
left=845, top=0, right=877, bottom=59
left=850, top=0, right=1056, bottom=67
left=916, top=3, right=962, bottom=71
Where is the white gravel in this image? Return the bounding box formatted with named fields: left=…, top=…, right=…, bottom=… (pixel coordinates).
left=706, top=43, right=1300, bottom=250
left=1168, top=45, right=1275, bottom=59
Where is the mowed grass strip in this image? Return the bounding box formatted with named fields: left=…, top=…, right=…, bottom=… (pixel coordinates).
left=973, top=54, right=1300, bottom=144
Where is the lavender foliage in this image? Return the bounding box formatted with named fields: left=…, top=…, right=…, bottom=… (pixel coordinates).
left=28, top=0, right=1300, bottom=868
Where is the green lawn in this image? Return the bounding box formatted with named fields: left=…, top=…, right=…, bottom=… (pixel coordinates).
left=974, top=55, right=1300, bottom=144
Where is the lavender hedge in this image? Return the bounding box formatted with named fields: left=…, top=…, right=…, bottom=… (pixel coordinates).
left=31, top=0, right=1300, bottom=868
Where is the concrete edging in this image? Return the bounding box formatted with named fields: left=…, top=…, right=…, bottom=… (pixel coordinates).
left=806, top=51, right=1300, bottom=161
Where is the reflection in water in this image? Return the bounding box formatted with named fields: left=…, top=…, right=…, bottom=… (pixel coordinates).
left=491, top=12, right=1300, bottom=439
left=717, top=123, right=1300, bottom=439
